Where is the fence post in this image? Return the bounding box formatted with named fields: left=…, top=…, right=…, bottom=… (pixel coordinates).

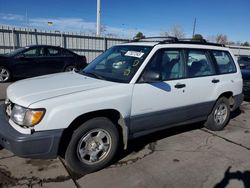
left=12, top=28, right=15, bottom=50
left=104, top=37, right=108, bottom=51
left=60, top=31, right=63, bottom=47
left=63, top=33, right=67, bottom=48
left=34, top=29, right=38, bottom=45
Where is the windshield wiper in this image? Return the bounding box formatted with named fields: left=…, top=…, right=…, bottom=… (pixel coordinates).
left=82, top=71, right=106, bottom=80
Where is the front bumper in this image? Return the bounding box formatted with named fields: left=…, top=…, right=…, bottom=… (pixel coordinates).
left=0, top=104, right=64, bottom=159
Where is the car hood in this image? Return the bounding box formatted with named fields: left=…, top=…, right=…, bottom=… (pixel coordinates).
left=7, top=72, right=117, bottom=107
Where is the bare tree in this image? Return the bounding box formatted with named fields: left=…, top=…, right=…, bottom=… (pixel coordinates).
left=160, top=31, right=169, bottom=37
left=100, top=24, right=107, bottom=34
left=168, top=25, right=185, bottom=38
left=160, top=25, right=185, bottom=38
left=216, top=34, right=228, bottom=44
left=207, top=35, right=217, bottom=43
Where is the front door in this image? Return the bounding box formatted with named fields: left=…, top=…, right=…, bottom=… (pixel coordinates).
left=13, top=47, right=42, bottom=78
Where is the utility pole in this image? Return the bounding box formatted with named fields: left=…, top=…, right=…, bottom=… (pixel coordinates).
left=96, top=0, right=101, bottom=36
left=192, top=17, right=196, bottom=38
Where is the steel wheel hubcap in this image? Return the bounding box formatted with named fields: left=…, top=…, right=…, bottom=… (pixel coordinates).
left=0, top=68, right=9, bottom=82
left=214, top=103, right=228, bottom=126
left=77, top=129, right=111, bottom=164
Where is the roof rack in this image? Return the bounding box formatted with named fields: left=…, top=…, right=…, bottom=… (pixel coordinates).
left=132, top=36, right=225, bottom=47
left=132, top=36, right=178, bottom=43
left=176, top=38, right=225, bottom=47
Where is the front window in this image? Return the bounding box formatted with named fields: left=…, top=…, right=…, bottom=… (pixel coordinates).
left=5, top=47, right=25, bottom=57
left=82, top=45, right=152, bottom=83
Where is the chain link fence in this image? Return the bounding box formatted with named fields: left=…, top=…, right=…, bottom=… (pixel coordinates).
left=0, top=25, right=129, bottom=62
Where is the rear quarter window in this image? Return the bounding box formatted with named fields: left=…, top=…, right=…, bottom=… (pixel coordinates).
left=212, top=50, right=236, bottom=74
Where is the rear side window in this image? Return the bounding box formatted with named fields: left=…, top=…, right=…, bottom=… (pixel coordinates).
left=187, top=50, right=215, bottom=77
left=46, top=47, right=61, bottom=56
left=212, top=51, right=236, bottom=74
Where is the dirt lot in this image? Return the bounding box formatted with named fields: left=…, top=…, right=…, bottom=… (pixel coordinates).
left=0, top=100, right=250, bottom=188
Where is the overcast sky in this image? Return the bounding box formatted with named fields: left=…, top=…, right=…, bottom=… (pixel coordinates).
left=0, top=0, right=249, bottom=42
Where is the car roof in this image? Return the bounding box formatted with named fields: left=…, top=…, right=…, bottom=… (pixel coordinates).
left=26, top=45, right=62, bottom=48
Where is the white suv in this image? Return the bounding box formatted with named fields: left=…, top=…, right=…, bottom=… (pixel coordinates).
left=0, top=37, right=243, bottom=174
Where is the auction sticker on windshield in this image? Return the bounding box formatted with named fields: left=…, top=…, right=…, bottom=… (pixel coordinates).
left=125, top=51, right=144, bottom=58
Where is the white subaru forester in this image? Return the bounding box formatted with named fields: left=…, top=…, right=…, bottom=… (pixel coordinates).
left=0, top=37, right=243, bottom=174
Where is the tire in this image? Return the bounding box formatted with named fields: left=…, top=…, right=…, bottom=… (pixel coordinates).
left=65, top=117, right=119, bottom=174
left=204, top=97, right=230, bottom=131
left=64, top=65, right=76, bottom=72
left=0, top=66, right=11, bottom=83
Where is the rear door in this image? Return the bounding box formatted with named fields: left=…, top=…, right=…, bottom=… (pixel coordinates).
left=210, top=50, right=241, bottom=96
left=182, top=49, right=218, bottom=120
left=38, top=47, right=65, bottom=74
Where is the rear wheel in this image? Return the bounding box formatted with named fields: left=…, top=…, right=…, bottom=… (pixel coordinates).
left=204, top=97, right=230, bottom=131
left=65, top=117, right=119, bottom=174
left=0, top=66, right=11, bottom=83
left=64, top=65, right=76, bottom=72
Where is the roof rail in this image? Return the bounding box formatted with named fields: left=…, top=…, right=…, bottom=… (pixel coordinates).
left=131, top=36, right=225, bottom=47
left=177, top=38, right=225, bottom=47
left=132, top=36, right=178, bottom=43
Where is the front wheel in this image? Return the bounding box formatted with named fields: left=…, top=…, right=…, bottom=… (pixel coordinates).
left=65, top=117, right=119, bottom=174
left=204, top=97, right=230, bottom=131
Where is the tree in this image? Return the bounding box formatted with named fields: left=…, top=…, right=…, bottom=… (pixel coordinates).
left=192, top=34, right=204, bottom=41
left=242, top=42, right=250, bottom=46
left=216, top=34, right=228, bottom=44
left=133, top=32, right=145, bottom=40
left=168, top=25, right=185, bottom=38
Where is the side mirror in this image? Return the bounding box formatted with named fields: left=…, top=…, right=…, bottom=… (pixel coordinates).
left=142, top=70, right=160, bottom=83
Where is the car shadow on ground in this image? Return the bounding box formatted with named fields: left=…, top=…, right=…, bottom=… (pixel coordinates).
left=214, top=166, right=250, bottom=188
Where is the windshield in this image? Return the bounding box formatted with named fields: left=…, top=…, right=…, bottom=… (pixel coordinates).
left=5, top=47, right=25, bottom=57
left=82, top=45, right=152, bottom=83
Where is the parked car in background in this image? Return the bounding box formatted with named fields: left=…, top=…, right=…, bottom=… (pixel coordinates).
left=0, top=45, right=87, bottom=82
left=238, top=55, right=250, bottom=69
left=241, top=69, right=250, bottom=99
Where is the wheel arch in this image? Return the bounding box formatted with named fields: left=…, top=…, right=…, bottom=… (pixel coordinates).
left=58, top=109, right=129, bottom=156
left=217, top=91, right=234, bottom=108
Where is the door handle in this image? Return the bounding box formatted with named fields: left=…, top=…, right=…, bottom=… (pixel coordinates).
left=175, top=83, right=186, bottom=89
left=212, top=79, right=220, bottom=83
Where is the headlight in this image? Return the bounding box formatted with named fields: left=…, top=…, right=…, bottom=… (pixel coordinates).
left=10, top=105, right=45, bottom=127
